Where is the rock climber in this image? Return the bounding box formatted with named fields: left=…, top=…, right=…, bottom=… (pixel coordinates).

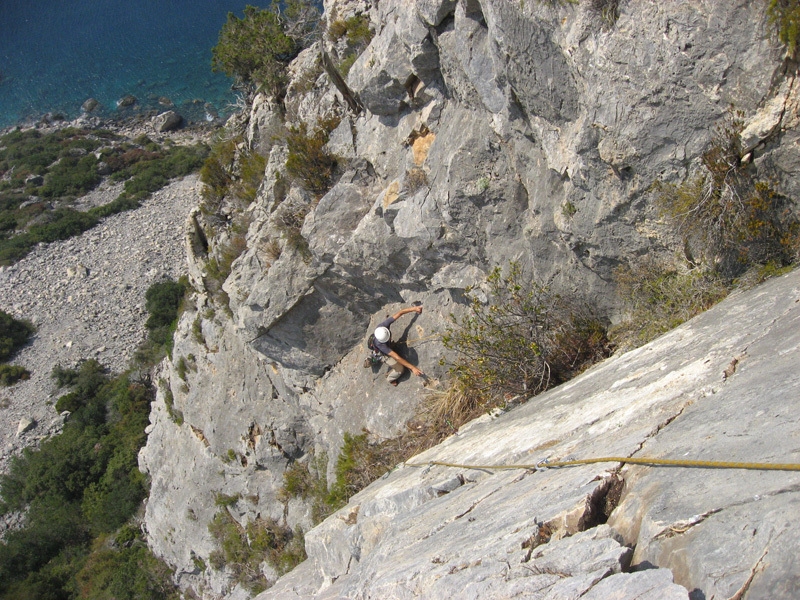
left=371, top=304, right=425, bottom=386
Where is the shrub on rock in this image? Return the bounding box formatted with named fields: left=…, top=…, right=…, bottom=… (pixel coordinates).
left=144, top=278, right=187, bottom=349
left=212, top=1, right=320, bottom=97
left=437, top=262, right=610, bottom=426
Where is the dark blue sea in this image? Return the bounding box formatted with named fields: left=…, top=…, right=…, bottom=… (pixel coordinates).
left=0, top=0, right=255, bottom=129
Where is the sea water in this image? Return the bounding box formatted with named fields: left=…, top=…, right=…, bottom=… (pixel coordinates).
left=0, top=0, right=255, bottom=129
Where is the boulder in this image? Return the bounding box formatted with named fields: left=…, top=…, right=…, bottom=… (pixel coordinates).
left=346, top=3, right=434, bottom=116
left=16, top=417, right=36, bottom=437
left=152, top=110, right=183, bottom=132
left=116, top=94, right=137, bottom=108
left=81, top=97, right=99, bottom=112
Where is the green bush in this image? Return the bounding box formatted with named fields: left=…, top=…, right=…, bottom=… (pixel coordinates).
left=328, top=14, right=373, bottom=46
left=144, top=278, right=187, bottom=358
left=656, top=110, right=800, bottom=278
left=50, top=365, right=78, bottom=389
left=327, top=432, right=377, bottom=510
left=40, top=154, right=101, bottom=198
left=145, top=279, right=186, bottom=333
left=0, top=309, right=35, bottom=361
left=200, top=137, right=237, bottom=208
left=588, top=0, right=620, bottom=29
left=159, top=380, right=183, bottom=426
left=74, top=540, right=179, bottom=600
left=199, top=135, right=265, bottom=212
left=438, top=263, right=610, bottom=424
left=610, top=258, right=729, bottom=348
left=0, top=496, right=90, bottom=590
left=0, top=127, right=105, bottom=189
left=285, top=120, right=338, bottom=196
left=337, top=53, right=358, bottom=77
left=278, top=455, right=334, bottom=524
left=87, top=194, right=140, bottom=219
left=0, top=209, right=18, bottom=233
left=28, top=207, right=100, bottom=243
left=766, top=0, right=800, bottom=57
left=0, top=364, right=158, bottom=596
left=214, top=492, right=241, bottom=507
left=325, top=432, right=418, bottom=512
left=0, top=364, right=31, bottom=386
left=342, top=14, right=373, bottom=46
left=208, top=510, right=306, bottom=591
left=280, top=461, right=313, bottom=500
left=0, top=208, right=97, bottom=264
left=275, top=203, right=311, bottom=260
left=176, top=356, right=189, bottom=381
left=233, top=149, right=267, bottom=204
left=113, top=144, right=208, bottom=202
left=205, top=231, right=248, bottom=309
left=0, top=233, right=35, bottom=264
left=328, top=13, right=373, bottom=76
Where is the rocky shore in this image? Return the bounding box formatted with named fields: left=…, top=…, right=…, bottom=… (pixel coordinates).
left=0, top=173, right=201, bottom=477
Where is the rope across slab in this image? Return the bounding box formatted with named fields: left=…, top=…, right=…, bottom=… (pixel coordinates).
left=405, top=456, right=800, bottom=472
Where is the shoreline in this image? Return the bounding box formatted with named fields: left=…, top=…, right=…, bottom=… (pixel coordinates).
left=0, top=97, right=234, bottom=142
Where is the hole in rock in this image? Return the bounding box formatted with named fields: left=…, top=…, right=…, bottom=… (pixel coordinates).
left=579, top=473, right=624, bottom=530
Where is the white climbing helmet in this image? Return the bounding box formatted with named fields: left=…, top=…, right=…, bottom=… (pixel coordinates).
left=374, top=326, right=390, bottom=343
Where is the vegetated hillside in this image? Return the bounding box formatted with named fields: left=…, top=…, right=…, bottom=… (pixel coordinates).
left=138, top=0, right=800, bottom=598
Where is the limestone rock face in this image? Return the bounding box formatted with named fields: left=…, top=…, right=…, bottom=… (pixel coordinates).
left=139, top=307, right=314, bottom=597
left=246, top=94, right=283, bottom=156
left=260, top=267, right=800, bottom=600
left=138, top=0, right=800, bottom=597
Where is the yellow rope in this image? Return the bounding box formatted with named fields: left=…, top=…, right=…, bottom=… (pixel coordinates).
left=405, top=456, right=800, bottom=472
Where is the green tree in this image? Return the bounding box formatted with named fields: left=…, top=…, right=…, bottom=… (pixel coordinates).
left=211, top=2, right=320, bottom=97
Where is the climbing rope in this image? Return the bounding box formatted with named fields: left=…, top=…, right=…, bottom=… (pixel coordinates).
left=405, top=456, right=800, bottom=472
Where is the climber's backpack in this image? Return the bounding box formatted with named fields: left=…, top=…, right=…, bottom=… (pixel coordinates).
left=364, top=334, right=385, bottom=367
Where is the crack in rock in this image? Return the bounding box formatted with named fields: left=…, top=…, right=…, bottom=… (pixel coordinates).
left=629, top=399, right=694, bottom=458
left=653, top=508, right=723, bottom=540
left=727, top=544, right=769, bottom=600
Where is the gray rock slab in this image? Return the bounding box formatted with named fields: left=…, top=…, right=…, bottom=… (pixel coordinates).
left=259, top=270, right=800, bottom=599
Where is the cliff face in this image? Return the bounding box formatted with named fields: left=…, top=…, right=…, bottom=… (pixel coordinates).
left=261, top=267, right=800, bottom=600
left=137, top=0, right=800, bottom=597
